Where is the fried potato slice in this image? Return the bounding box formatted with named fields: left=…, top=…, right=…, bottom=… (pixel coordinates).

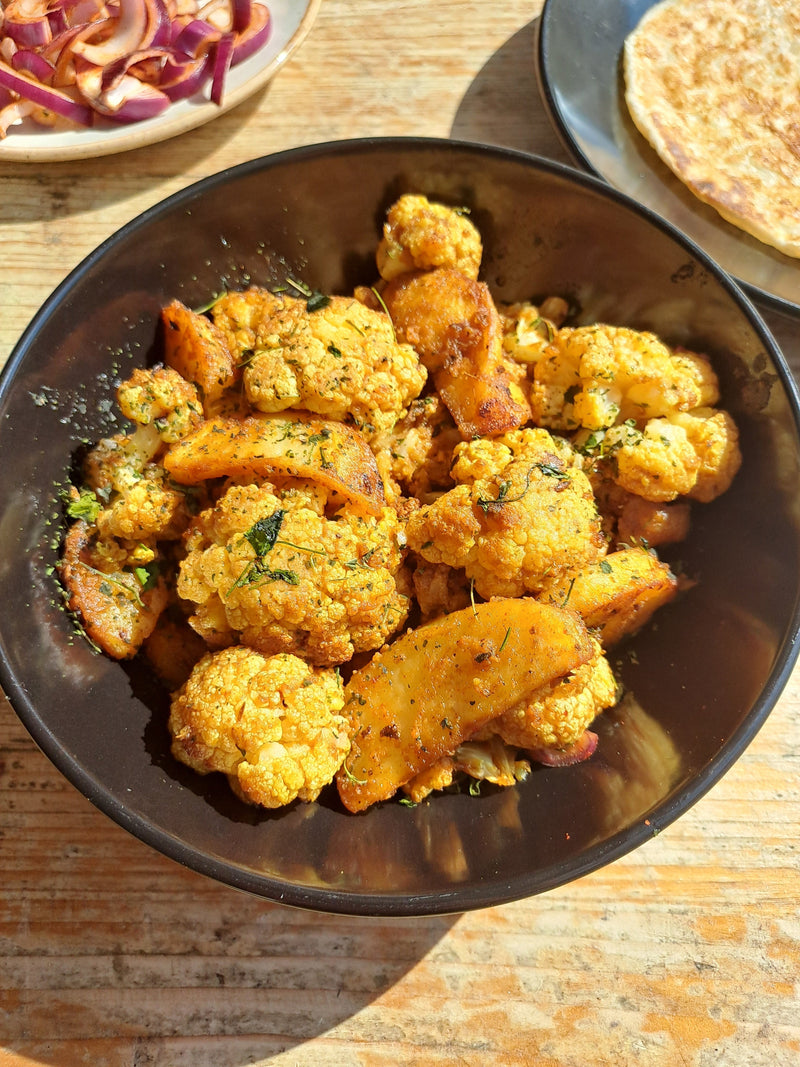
left=162, top=299, right=238, bottom=405
left=538, top=546, right=678, bottom=646
left=59, top=522, right=168, bottom=660
left=382, top=268, right=531, bottom=438
left=163, top=412, right=387, bottom=515
left=336, top=597, right=594, bottom=812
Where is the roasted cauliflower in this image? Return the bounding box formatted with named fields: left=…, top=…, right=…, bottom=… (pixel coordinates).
left=481, top=638, right=618, bottom=753
left=209, top=287, right=426, bottom=440
left=376, top=193, right=483, bottom=281
left=521, top=321, right=720, bottom=432
left=176, top=480, right=409, bottom=664
left=116, top=364, right=204, bottom=443
left=80, top=423, right=196, bottom=550
left=596, top=407, right=741, bottom=503
left=169, top=646, right=350, bottom=807
left=405, top=427, right=607, bottom=598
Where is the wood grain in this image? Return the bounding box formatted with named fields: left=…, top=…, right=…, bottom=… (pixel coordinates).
left=2, top=2, right=799, bottom=1065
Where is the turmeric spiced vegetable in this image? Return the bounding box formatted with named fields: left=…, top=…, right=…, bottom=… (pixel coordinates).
left=59, top=194, right=742, bottom=811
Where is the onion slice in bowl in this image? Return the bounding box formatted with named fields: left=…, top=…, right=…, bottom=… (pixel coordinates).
left=0, top=0, right=273, bottom=136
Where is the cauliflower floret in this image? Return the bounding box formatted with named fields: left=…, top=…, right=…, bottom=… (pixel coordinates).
left=605, top=417, right=700, bottom=502
left=168, top=646, right=350, bottom=808
left=371, top=394, right=460, bottom=503
left=376, top=194, right=483, bottom=281
left=405, top=428, right=607, bottom=598
left=668, top=407, right=742, bottom=502
left=483, top=639, right=618, bottom=752
left=529, top=324, right=720, bottom=432
left=211, top=288, right=426, bottom=440
left=177, top=481, right=409, bottom=664
left=117, top=365, right=204, bottom=443
left=601, top=409, right=740, bottom=504
left=499, top=298, right=569, bottom=365
left=83, top=423, right=196, bottom=546
left=401, top=736, right=530, bottom=803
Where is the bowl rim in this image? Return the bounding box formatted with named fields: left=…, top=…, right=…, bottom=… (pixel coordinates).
left=3, top=136, right=800, bottom=916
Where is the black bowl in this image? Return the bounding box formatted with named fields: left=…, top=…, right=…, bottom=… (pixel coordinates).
left=2, top=138, right=799, bottom=916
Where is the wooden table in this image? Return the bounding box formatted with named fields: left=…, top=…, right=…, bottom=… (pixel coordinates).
left=1, top=2, right=799, bottom=1064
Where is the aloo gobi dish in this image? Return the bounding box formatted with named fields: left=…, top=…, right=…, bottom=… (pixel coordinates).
left=58, top=194, right=741, bottom=814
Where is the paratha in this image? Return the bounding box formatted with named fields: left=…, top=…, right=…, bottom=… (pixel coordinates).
left=623, top=0, right=800, bottom=259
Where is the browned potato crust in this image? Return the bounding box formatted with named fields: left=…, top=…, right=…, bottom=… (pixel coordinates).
left=336, top=597, right=595, bottom=812
left=161, top=299, right=239, bottom=405
left=383, top=268, right=531, bottom=438
left=163, top=412, right=386, bottom=515
left=538, top=547, right=678, bottom=647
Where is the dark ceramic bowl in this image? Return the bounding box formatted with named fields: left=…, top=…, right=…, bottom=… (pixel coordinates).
left=2, top=138, right=799, bottom=916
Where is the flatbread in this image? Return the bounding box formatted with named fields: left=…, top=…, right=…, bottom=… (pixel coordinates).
left=623, top=0, right=800, bottom=259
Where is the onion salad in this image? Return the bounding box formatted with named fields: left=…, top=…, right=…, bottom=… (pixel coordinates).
left=0, top=0, right=272, bottom=137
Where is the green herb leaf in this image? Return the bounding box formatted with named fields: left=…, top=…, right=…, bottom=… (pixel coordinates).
left=66, top=489, right=101, bottom=524
left=306, top=291, right=331, bottom=313
left=244, top=511, right=285, bottom=556
left=133, top=561, right=160, bottom=592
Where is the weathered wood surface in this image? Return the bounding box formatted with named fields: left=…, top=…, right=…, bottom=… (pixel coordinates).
left=2, top=2, right=799, bottom=1064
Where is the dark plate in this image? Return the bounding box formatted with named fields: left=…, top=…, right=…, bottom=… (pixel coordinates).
left=1, top=138, right=800, bottom=916
left=536, top=0, right=800, bottom=314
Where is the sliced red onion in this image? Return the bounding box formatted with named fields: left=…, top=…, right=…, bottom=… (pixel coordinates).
left=0, top=57, right=94, bottom=124
left=145, top=0, right=172, bottom=48
left=172, top=18, right=220, bottom=58
left=92, top=72, right=171, bottom=120
left=230, top=0, right=251, bottom=33
left=0, top=95, right=37, bottom=134
left=11, top=47, right=55, bottom=82
left=230, top=0, right=269, bottom=64
left=159, top=52, right=209, bottom=100
left=197, top=0, right=233, bottom=33
left=209, top=29, right=232, bottom=106
left=1, top=0, right=53, bottom=49
left=528, top=730, right=599, bottom=767
left=71, top=0, right=149, bottom=66
left=100, top=46, right=168, bottom=90
left=0, top=0, right=274, bottom=137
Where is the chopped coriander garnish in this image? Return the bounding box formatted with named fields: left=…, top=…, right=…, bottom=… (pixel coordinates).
left=66, top=489, right=101, bottom=524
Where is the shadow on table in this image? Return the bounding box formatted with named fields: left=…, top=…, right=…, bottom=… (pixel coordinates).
left=450, top=18, right=572, bottom=163
left=2, top=728, right=461, bottom=1066
left=0, top=82, right=273, bottom=228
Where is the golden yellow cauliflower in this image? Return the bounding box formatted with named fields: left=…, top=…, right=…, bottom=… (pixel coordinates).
left=405, top=428, right=607, bottom=598
left=499, top=297, right=569, bottom=365
left=210, top=287, right=426, bottom=440
left=482, top=639, right=618, bottom=753
left=116, top=365, right=204, bottom=443
left=529, top=324, right=719, bottom=432
left=177, top=480, right=409, bottom=664
left=376, top=194, right=483, bottom=281
left=169, top=646, right=350, bottom=808
left=371, top=394, right=460, bottom=503
left=603, top=408, right=741, bottom=503
left=83, top=423, right=194, bottom=547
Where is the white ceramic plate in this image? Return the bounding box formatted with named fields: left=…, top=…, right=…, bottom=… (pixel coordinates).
left=0, top=0, right=320, bottom=162
left=536, top=0, right=800, bottom=314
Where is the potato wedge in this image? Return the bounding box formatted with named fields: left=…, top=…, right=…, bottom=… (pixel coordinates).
left=382, top=268, right=531, bottom=438
left=161, top=300, right=238, bottom=405
left=163, top=412, right=387, bottom=515
left=59, top=522, right=168, bottom=660
left=336, top=597, right=594, bottom=812
left=538, top=547, right=678, bottom=646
